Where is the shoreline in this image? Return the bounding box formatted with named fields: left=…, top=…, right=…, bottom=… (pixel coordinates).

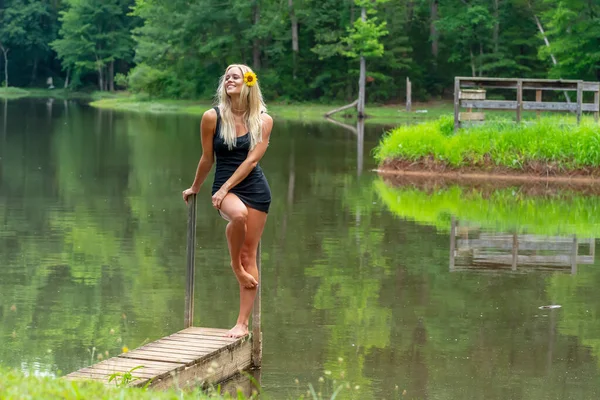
left=0, top=87, right=452, bottom=124
left=375, top=164, right=600, bottom=185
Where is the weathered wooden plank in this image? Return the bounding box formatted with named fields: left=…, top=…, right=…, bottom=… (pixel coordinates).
left=153, top=337, right=231, bottom=348
left=145, top=337, right=252, bottom=390
left=120, top=350, right=197, bottom=364
left=157, top=336, right=235, bottom=348
left=457, top=238, right=575, bottom=251
left=179, top=327, right=233, bottom=336
left=142, top=342, right=220, bottom=354
left=461, top=100, right=517, bottom=110
left=138, top=343, right=218, bottom=355
left=457, top=77, right=598, bottom=90
left=79, top=366, right=158, bottom=379
left=454, top=77, right=460, bottom=131
left=169, top=332, right=243, bottom=342
left=64, top=371, right=124, bottom=385
left=459, top=112, right=485, bottom=121
left=459, top=89, right=486, bottom=100
left=472, top=254, right=592, bottom=266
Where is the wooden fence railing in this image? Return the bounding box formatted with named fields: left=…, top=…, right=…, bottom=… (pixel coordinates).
left=453, top=77, right=600, bottom=130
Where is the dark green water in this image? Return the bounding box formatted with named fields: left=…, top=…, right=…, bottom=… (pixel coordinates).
left=1, top=98, right=600, bottom=400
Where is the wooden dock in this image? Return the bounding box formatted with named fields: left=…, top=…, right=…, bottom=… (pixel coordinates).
left=449, top=217, right=596, bottom=274
left=64, top=327, right=254, bottom=390
left=63, top=194, right=262, bottom=392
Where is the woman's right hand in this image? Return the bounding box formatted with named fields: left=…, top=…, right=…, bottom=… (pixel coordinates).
left=182, top=186, right=199, bottom=204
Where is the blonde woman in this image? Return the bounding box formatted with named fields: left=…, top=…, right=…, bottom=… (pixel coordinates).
left=182, top=64, right=273, bottom=338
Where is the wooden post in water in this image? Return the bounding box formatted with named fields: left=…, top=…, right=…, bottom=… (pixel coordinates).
left=571, top=235, right=578, bottom=275
left=251, top=241, right=262, bottom=367
left=184, top=194, right=197, bottom=328
left=406, top=77, right=412, bottom=112
left=449, top=216, right=456, bottom=271
left=511, top=233, right=518, bottom=271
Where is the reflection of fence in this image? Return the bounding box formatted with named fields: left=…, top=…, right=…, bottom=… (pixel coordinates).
left=449, top=218, right=596, bottom=274
left=453, top=77, right=600, bottom=130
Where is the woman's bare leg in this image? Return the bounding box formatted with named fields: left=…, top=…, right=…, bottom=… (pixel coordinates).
left=219, top=194, right=258, bottom=289
left=226, top=206, right=268, bottom=338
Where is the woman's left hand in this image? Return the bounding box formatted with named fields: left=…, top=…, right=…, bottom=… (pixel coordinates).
left=212, top=188, right=228, bottom=209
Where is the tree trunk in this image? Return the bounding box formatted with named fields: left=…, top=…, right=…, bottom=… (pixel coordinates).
left=470, top=48, right=476, bottom=77
left=430, top=0, right=439, bottom=58
left=479, top=42, right=484, bottom=76
left=64, top=68, right=70, bottom=89
left=357, top=7, right=367, bottom=118
left=31, top=57, right=39, bottom=85
left=0, top=45, right=9, bottom=87
left=493, top=0, right=500, bottom=53
left=288, top=0, right=299, bottom=79
left=97, top=64, right=104, bottom=91
left=253, top=0, right=261, bottom=70
left=109, top=61, right=115, bottom=92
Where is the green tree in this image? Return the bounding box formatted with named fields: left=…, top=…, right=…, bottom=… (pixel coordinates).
left=52, top=0, right=134, bottom=91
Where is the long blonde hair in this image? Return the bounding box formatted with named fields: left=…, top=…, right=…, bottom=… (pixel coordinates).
left=215, top=64, right=267, bottom=150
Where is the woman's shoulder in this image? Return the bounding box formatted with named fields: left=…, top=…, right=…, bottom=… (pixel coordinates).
left=260, top=111, right=273, bottom=124
left=202, top=107, right=218, bottom=123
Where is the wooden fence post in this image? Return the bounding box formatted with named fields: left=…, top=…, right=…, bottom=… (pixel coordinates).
left=594, top=90, right=599, bottom=123
left=576, top=81, right=583, bottom=125
left=184, top=194, right=197, bottom=329
left=536, top=90, right=542, bottom=119
left=516, top=79, right=523, bottom=123
left=251, top=241, right=262, bottom=368
left=453, top=77, right=460, bottom=131
left=406, top=77, right=412, bottom=112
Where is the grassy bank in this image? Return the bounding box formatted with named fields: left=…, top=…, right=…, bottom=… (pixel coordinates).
left=0, top=367, right=248, bottom=400
left=374, top=115, right=600, bottom=175
left=90, top=96, right=452, bottom=123
left=374, top=179, right=600, bottom=236
left=0, top=86, right=119, bottom=101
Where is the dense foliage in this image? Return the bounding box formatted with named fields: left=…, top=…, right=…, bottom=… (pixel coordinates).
left=0, top=0, right=599, bottom=102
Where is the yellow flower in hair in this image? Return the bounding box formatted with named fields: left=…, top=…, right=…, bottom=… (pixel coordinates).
left=244, top=71, right=257, bottom=87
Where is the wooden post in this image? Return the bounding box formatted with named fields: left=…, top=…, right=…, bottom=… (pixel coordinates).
left=536, top=90, right=542, bottom=119
left=512, top=233, right=518, bottom=271
left=449, top=216, right=456, bottom=271
left=516, top=79, right=523, bottom=123
left=251, top=241, right=262, bottom=367
left=184, top=194, right=197, bottom=328
left=406, top=77, right=412, bottom=112
left=571, top=235, right=578, bottom=275
left=576, top=81, right=583, bottom=125
left=594, top=90, right=599, bottom=123
left=453, top=77, right=460, bottom=131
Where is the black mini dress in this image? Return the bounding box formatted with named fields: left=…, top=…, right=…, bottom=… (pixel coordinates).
left=211, top=107, right=271, bottom=213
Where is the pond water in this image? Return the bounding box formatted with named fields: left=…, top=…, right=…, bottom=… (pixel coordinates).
left=1, top=98, right=600, bottom=399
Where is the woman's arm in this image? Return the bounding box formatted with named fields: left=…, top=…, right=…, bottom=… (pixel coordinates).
left=212, top=114, right=273, bottom=209
left=182, top=109, right=217, bottom=203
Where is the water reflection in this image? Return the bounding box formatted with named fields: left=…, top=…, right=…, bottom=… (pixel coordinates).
left=4, top=97, right=600, bottom=399
left=450, top=218, right=596, bottom=274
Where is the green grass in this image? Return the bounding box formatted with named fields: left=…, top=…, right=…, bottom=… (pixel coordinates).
left=0, top=87, right=30, bottom=99
left=374, top=115, right=600, bottom=170
left=0, top=367, right=249, bottom=399
left=0, top=87, right=122, bottom=100
left=374, top=179, right=600, bottom=236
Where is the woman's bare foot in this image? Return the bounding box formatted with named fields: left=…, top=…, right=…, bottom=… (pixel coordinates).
left=232, top=265, right=258, bottom=289
left=226, top=323, right=249, bottom=338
